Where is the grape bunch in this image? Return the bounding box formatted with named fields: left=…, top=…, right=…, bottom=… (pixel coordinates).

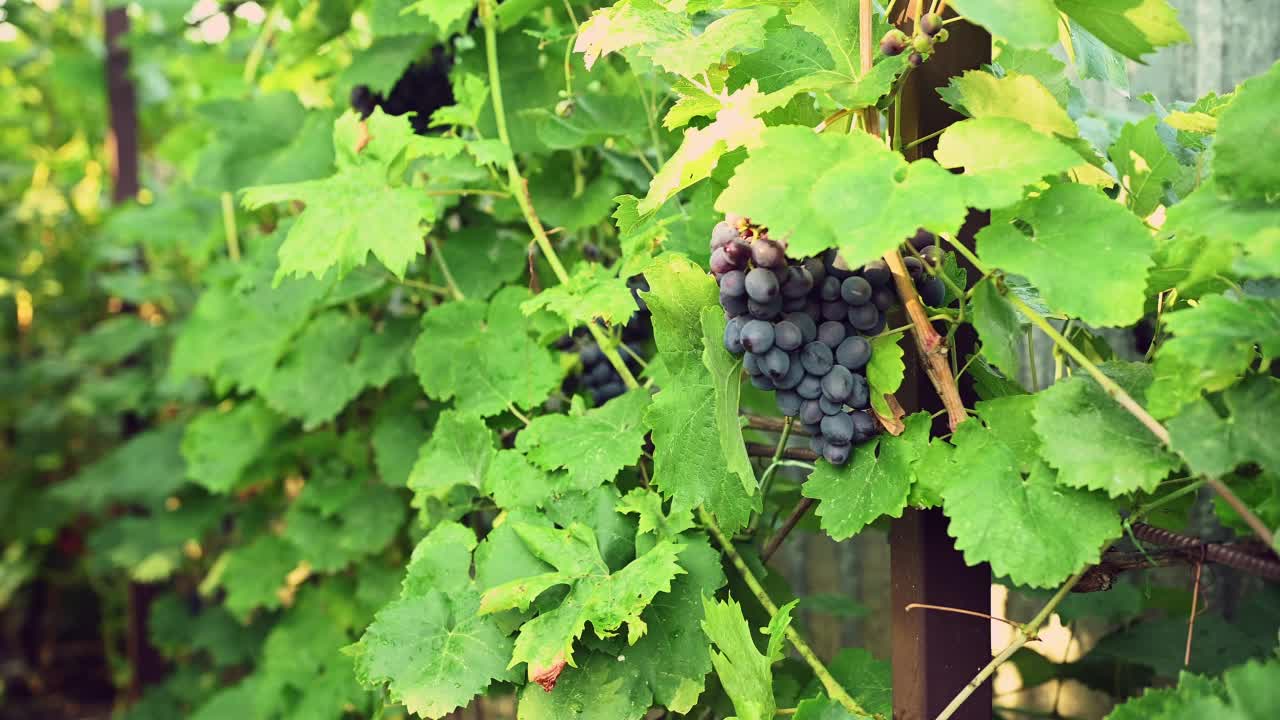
left=712, top=220, right=887, bottom=466
left=558, top=275, right=651, bottom=406
left=350, top=46, right=454, bottom=135
left=902, top=229, right=947, bottom=307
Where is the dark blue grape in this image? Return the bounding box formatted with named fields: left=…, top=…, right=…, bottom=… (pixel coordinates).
left=799, top=399, right=824, bottom=425
left=776, top=389, right=802, bottom=416
left=819, top=275, right=841, bottom=301
left=711, top=221, right=738, bottom=249
left=850, top=410, right=878, bottom=440
left=862, top=259, right=891, bottom=287
left=803, top=257, right=827, bottom=286
left=719, top=270, right=746, bottom=297
left=796, top=374, right=823, bottom=400
left=835, top=336, right=871, bottom=370
left=773, top=321, right=803, bottom=351
left=823, top=440, right=851, bottom=465
left=750, top=373, right=776, bottom=390
left=749, top=295, right=784, bottom=320
left=782, top=296, right=808, bottom=312
left=580, top=344, right=604, bottom=366
left=745, top=267, right=779, bottom=303
left=587, top=362, right=613, bottom=385
left=595, top=381, right=626, bottom=403
left=841, top=276, right=873, bottom=306
left=775, top=358, right=805, bottom=389
left=904, top=255, right=925, bottom=279
left=821, top=365, right=854, bottom=403
left=784, top=312, right=818, bottom=343
left=920, top=245, right=943, bottom=268
left=782, top=266, right=814, bottom=298
left=819, top=396, right=844, bottom=415
left=871, top=286, right=896, bottom=312
left=847, top=374, right=869, bottom=409
left=800, top=342, right=834, bottom=376
left=817, top=321, right=846, bottom=348
left=848, top=304, right=880, bottom=332
left=743, top=351, right=761, bottom=376
left=821, top=301, right=846, bottom=321
left=752, top=239, right=786, bottom=269
left=722, top=292, right=749, bottom=318
left=740, top=320, right=774, bottom=354
left=810, top=433, right=828, bottom=456
left=919, top=276, right=945, bottom=307
left=724, top=316, right=747, bottom=354
left=820, top=413, right=855, bottom=444
left=763, top=347, right=790, bottom=380
left=908, top=228, right=936, bottom=251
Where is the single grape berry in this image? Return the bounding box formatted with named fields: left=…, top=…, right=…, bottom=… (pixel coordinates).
left=803, top=257, right=827, bottom=286
left=861, top=259, right=891, bottom=288
left=710, top=247, right=736, bottom=274
left=743, top=351, right=761, bottom=376
left=880, top=28, right=908, bottom=56
left=821, top=413, right=856, bottom=445
left=835, top=336, right=871, bottom=370
left=796, top=374, right=823, bottom=400
left=903, top=255, right=925, bottom=278
left=781, top=266, right=814, bottom=298
left=724, top=239, right=752, bottom=265
left=848, top=304, right=880, bottom=332
left=776, top=390, right=802, bottom=416
left=919, top=276, right=946, bottom=307
left=819, top=275, right=842, bottom=301
left=823, top=441, right=851, bottom=465
left=799, top=399, right=824, bottom=426
left=920, top=245, right=943, bottom=268
left=763, top=347, right=790, bottom=380
left=751, top=374, right=776, bottom=390
left=580, top=344, right=604, bottom=366
left=751, top=238, right=786, bottom=269
left=872, top=286, right=897, bottom=312
left=773, top=321, right=804, bottom=351
left=782, top=296, right=808, bottom=313
left=720, top=270, right=747, bottom=298
left=909, top=51, right=924, bottom=68
left=745, top=267, right=780, bottom=303
left=775, top=359, right=805, bottom=390
left=912, top=33, right=933, bottom=53
left=711, top=221, right=738, bottom=249
left=841, top=276, right=873, bottom=306
left=920, top=12, right=944, bottom=36
left=748, top=295, right=784, bottom=320
left=821, top=301, right=846, bottom=322
left=908, top=228, right=936, bottom=251
left=819, top=395, right=844, bottom=415
left=783, top=312, right=818, bottom=344
left=724, top=316, right=747, bottom=354
left=800, top=342, right=834, bottom=376
left=821, top=365, right=855, bottom=403
left=810, top=433, right=828, bottom=456
left=847, top=374, right=869, bottom=410
left=740, top=319, right=774, bottom=354
left=850, top=410, right=878, bottom=439
left=722, top=292, right=749, bottom=318
left=935, top=28, right=949, bottom=43
left=817, top=321, right=847, bottom=348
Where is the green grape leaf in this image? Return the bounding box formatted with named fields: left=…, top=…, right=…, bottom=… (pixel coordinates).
left=354, top=316, right=417, bottom=389
left=977, top=184, right=1154, bottom=326
left=970, top=277, right=1024, bottom=376
left=412, top=286, right=564, bottom=417
left=1213, top=59, right=1280, bottom=202
left=1103, top=671, right=1224, bottom=720
left=481, top=523, right=685, bottom=685
left=702, top=306, right=757, bottom=493
left=935, top=117, right=1084, bottom=209
left=1157, top=179, right=1280, bottom=293
left=1067, top=18, right=1131, bottom=93
left=618, top=488, right=696, bottom=546
left=405, top=0, right=474, bottom=34
left=350, top=523, right=513, bottom=719
left=945, top=71, right=1077, bottom=137
left=643, top=255, right=760, bottom=534
left=517, top=651, right=653, bottom=720
left=182, top=400, right=283, bottom=493
left=798, top=647, right=892, bottom=719
left=372, top=399, right=428, bottom=486
left=1054, top=0, right=1189, bottom=62
left=258, top=312, right=373, bottom=428
left=208, top=535, right=301, bottom=620
left=430, top=72, right=489, bottom=128
left=1109, top=115, right=1186, bottom=218
left=625, top=533, right=726, bottom=712
left=366, top=0, right=437, bottom=36
left=701, top=594, right=796, bottom=720
left=88, top=498, right=222, bottom=582
left=283, top=485, right=406, bottom=573
left=949, top=0, right=1059, bottom=48
left=193, top=93, right=311, bottom=193
left=339, top=35, right=430, bottom=96
left=69, top=315, right=159, bottom=366
left=521, top=262, right=637, bottom=328
left=242, top=109, right=452, bottom=281
left=803, top=412, right=931, bottom=540
left=1033, top=363, right=1180, bottom=496
left=1148, top=293, right=1280, bottom=416
left=484, top=449, right=556, bottom=510
left=407, top=410, right=495, bottom=507
left=516, top=389, right=652, bottom=491
left=940, top=397, right=1121, bottom=588
left=1168, top=376, right=1280, bottom=478
left=866, top=333, right=906, bottom=418
left=426, top=223, right=526, bottom=300
left=717, top=125, right=970, bottom=267
left=54, top=425, right=187, bottom=510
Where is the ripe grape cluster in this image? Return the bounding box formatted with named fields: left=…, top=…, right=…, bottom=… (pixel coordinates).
left=558, top=276, right=651, bottom=406
left=712, top=220, right=889, bottom=465
left=350, top=46, right=454, bottom=135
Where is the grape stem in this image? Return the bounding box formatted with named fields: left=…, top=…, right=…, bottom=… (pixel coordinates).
left=479, top=0, right=640, bottom=392
left=698, top=508, right=881, bottom=719
left=426, top=236, right=465, bottom=301
left=940, top=233, right=1276, bottom=552
left=751, top=417, right=795, bottom=533
left=934, top=567, right=1087, bottom=720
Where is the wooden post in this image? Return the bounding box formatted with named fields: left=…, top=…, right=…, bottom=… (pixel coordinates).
left=889, top=9, right=993, bottom=720
left=105, top=6, right=139, bottom=203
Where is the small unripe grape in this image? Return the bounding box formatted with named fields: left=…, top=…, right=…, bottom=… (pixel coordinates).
left=935, top=28, right=950, bottom=43
left=912, top=33, right=933, bottom=53
left=724, top=239, right=752, bottom=265
left=880, top=29, right=908, bottom=56
left=909, top=52, right=924, bottom=68
left=920, top=12, right=944, bottom=36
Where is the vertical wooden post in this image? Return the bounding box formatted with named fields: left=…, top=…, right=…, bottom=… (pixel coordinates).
left=105, top=6, right=139, bottom=203
left=889, top=9, right=993, bottom=720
